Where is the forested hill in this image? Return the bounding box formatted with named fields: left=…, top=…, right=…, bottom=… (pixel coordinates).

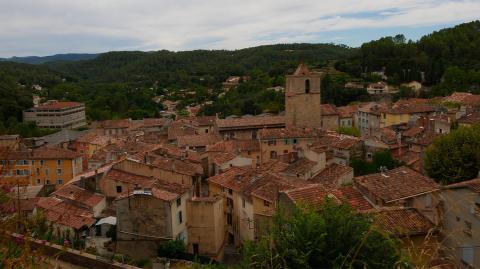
left=336, top=20, right=480, bottom=96
left=46, top=43, right=352, bottom=86
left=0, top=53, right=99, bottom=65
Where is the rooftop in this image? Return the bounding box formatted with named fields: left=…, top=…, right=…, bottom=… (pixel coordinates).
left=458, top=112, right=480, bottom=125
left=216, top=115, right=285, bottom=130
left=444, top=178, right=480, bottom=193
left=309, top=163, right=353, bottom=188
left=35, top=101, right=84, bottom=110
left=258, top=127, right=315, bottom=139
left=374, top=207, right=435, bottom=236
left=53, top=184, right=105, bottom=209
left=177, top=134, right=221, bottom=148
left=354, top=166, right=439, bottom=203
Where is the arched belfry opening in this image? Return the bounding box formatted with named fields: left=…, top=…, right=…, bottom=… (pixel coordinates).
left=305, top=79, right=310, bottom=93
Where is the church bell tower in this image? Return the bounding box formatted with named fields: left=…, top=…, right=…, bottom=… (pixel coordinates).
left=285, top=63, right=322, bottom=128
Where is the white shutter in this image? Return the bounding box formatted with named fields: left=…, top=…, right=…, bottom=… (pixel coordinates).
left=462, top=246, right=474, bottom=266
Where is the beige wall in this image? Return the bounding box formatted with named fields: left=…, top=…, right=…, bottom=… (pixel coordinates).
left=187, top=197, right=225, bottom=260
left=259, top=137, right=312, bottom=164
left=285, top=73, right=322, bottom=128
left=441, top=188, right=480, bottom=268
left=321, top=115, right=339, bottom=131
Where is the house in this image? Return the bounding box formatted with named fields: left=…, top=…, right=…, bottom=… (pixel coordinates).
left=96, top=119, right=132, bottom=136
left=187, top=196, right=226, bottom=261
left=320, top=104, right=339, bottom=131
left=458, top=112, right=480, bottom=128
left=353, top=166, right=440, bottom=223
left=34, top=184, right=105, bottom=241
left=308, top=163, right=354, bottom=188
left=0, top=147, right=83, bottom=187
left=356, top=103, right=386, bottom=136
left=313, top=133, right=363, bottom=165
left=374, top=207, right=439, bottom=262
left=367, top=82, right=389, bottom=94
left=337, top=105, right=358, bottom=128
left=441, top=178, right=480, bottom=268
left=258, top=127, right=316, bottom=164
left=115, top=181, right=191, bottom=259
left=72, top=132, right=111, bottom=169
left=23, top=100, right=86, bottom=129
left=215, top=115, right=285, bottom=140
left=210, top=153, right=253, bottom=175
left=0, top=135, right=20, bottom=150
left=380, top=101, right=436, bottom=128
left=176, top=134, right=221, bottom=152
left=205, top=139, right=260, bottom=174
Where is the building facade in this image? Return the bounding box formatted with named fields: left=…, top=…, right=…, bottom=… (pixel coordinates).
left=23, top=101, right=86, bottom=129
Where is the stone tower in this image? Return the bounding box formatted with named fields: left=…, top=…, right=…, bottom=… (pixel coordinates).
left=285, top=63, right=322, bottom=128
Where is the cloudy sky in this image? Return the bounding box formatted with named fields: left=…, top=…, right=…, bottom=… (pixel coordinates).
left=0, top=0, right=479, bottom=57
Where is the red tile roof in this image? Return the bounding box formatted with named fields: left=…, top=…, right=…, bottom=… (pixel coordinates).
left=212, top=152, right=237, bottom=165
left=258, top=127, right=316, bottom=139
left=104, top=169, right=155, bottom=186
left=354, top=166, right=439, bottom=203
left=167, top=122, right=197, bottom=140
left=76, top=132, right=110, bottom=146
left=177, top=134, right=221, bottom=148
left=309, top=163, right=353, bottom=188
left=216, top=116, right=285, bottom=130
left=444, top=178, right=480, bottom=193
left=53, top=184, right=105, bottom=209
left=374, top=207, right=435, bottom=236
left=337, top=105, right=358, bottom=118
left=333, top=186, right=372, bottom=211
left=101, top=119, right=131, bottom=129
left=0, top=147, right=81, bottom=160
left=207, top=166, right=253, bottom=192
left=36, top=197, right=96, bottom=230
left=320, top=104, right=338, bottom=116
left=458, top=112, right=480, bottom=125
left=206, top=139, right=260, bottom=153
left=282, top=184, right=337, bottom=209
left=36, top=101, right=83, bottom=110
left=281, top=158, right=316, bottom=176
left=152, top=156, right=203, bottom=176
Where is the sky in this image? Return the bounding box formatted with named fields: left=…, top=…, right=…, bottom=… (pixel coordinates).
left=0, top=0, right=479, bottom=57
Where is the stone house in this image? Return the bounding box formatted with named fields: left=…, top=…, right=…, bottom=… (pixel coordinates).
left=115, top=181, right=191, bottom=259
left=187, top=196, right=226, bottom=261
left=320, top=104, right=339, bottom=131
left=214, top=115, right=285, bottom=140
left=441, top=178, right=480, bottom=268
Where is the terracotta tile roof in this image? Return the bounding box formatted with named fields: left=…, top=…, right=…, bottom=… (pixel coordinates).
left=458, top=112, right=480, bottom=125
left=206, top=139, right=260, bottom=153
left=379, top=128, right=397, bottom=143
left=149, top=179, right=190, bottom=201
left=36, top=197, right=96, bottom=229
left=314, top=133, right=360, bottom=150
left=374, top=207, right=435, bottom=236
left=281, top=158, right=316, bottom=175
left=53, top=184, right=105, bottom=208
left=389, top=102, right=436, bottom=114
left=76, top=132, right=110, bottom=146
left=207, top=166, right=253, bottom=192
left=402, top=126, right=425, bottom=137
left=104, top=169, right=156, bottom=186
left=177, top=134, right=221, bottom=148
left=392, top=150, right=420, bottom=166
left=141, top=118, right=170, bottom=128
left=282, top=184, right=337, bottom=209
left=443, top=92, right=475, bottom=104
left=333, top=186, right=372, bottom=211
left=320, top=104, right=338, bottom=116
left=258, top=127, right=316, bottom=139
left=152, top=157, right=203, bottom=176
left=257, top=160, right=290, bottom=174
left=0, top=147, right=81, bottom=160
left=100, top=119, right=131, bottom=129
left=309, top=163, right=353, bottom=188
left=358, top=102, right=387, bottom=115
left=150, top=144, right=200, bottom=162
left=36, top=101, right=83, bottom=110
left=212, top=152, right=237, bottom=165
left=337, top=105, right=358, bottom=118
left=216, top=116, right=285, bottom=130
left=167, top=122, right=196, bottom=140
left=244, top=173, right=308, bottom=204
left=293, top=63, right=310, bottom=75
left=354, top=166, right=439, bottom=203
left=176, top=116, right=216, bottom=126
left=444, top=178, right=480, bottom=193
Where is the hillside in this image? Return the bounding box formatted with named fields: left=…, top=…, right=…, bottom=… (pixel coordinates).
left=336, top=20, right=480, bottom=95
left=0, top=53, right=99, bottom=65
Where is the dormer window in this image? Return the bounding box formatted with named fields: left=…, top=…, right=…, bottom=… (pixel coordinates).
left=305, top=79, right=310, bottom=93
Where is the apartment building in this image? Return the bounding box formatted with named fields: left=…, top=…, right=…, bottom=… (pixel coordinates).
left=23, top=100, right=86, bottom=129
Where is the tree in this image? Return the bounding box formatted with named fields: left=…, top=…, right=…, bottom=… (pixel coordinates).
left=241, top=200, right=407, bottom=269
left=424, top=124, right=480, bottom=184
left=337, top=126, right=361, bottom=137
left=350, top=150, right=398, bottom=176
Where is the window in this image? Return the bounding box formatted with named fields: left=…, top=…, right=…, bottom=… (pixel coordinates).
left=284, top=139, right=290, bottom=145
left=425, top=194, right=432, bottom=208
left=57, top=168, right=62, bottom=175
left=205, top=129, right=209, bottom=134
left=283, top=150, right=288, bottom=154
left=227, top=213, right=232, bottom=225
left=57, top=160, right=63, bottom=166
left=178, top=211, right=183, bottom=224
left=242, top=198, right=245, bottom=208
left=270, top=151, right=277, bottom=159
left=464, top=221, right=472, bottom=236
left=45, top=168, right=49, bottom=176
left=40, top=160, right=45, bottom=166
left=176, top=198, right=182, bottom=207
left=293, top=138, right=298, bottom=144
left=31, top=160, right=35, bottom=165
left=305, top=79, right=310, bottom=93
left=46, top=180, right=51, bottom=184
left=267, top=140, right=276, bottom=146
left=228, top=189, right=233, bottom=195
left=193, top=243, right=199, bottom=255
left=116, top=186, right=122, bottom=193
left=36, top=179, right=41, bottom=184
left=264, top=200, right=270, bottom=207
left=57, top=179, right=63, bottom=185
left=36, top=168, right=40, bottom=175
left=461, top=246, right=474, bottom=266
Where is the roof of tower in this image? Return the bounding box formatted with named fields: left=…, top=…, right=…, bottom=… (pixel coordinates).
left=293, top=63, right=310, bottom=76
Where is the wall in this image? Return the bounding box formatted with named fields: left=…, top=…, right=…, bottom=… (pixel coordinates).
left=116, top=194, right=173, bottom=258
left=321, top=115, right=339, bottom=131
left=170, top=192, right=188, bottom=242
left=441, top=188, right=480, bottom=268
left=259, top=137, right=312, bottom=164
left=285, top=74, right=322, bottom=128
left=186, top=197, right=226, bottom=260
